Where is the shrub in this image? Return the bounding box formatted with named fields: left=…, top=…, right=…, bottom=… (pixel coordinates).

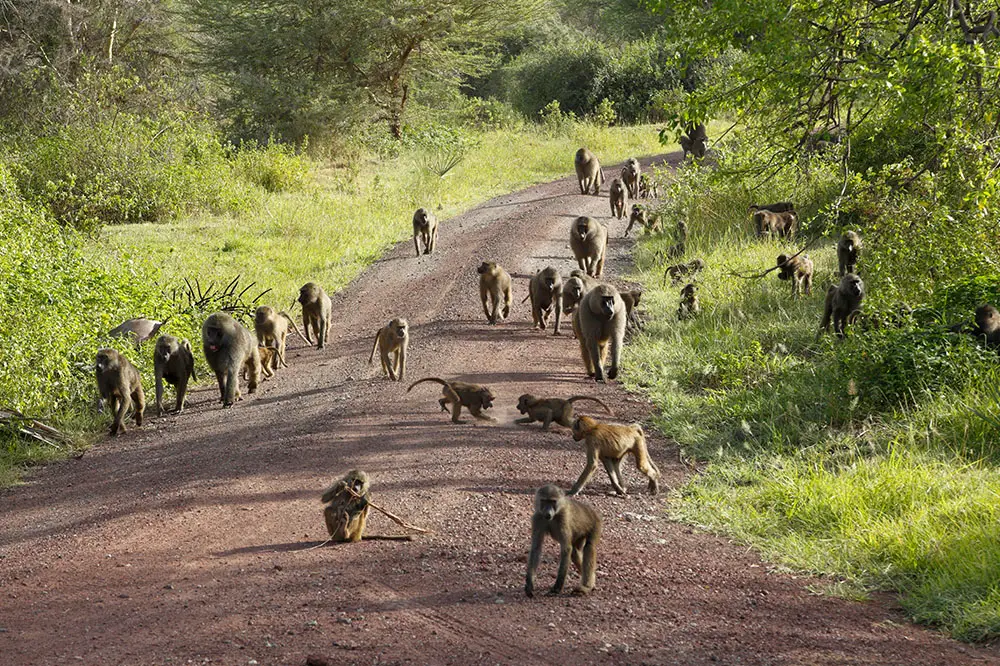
left=234, top=140, right=313, bottom=193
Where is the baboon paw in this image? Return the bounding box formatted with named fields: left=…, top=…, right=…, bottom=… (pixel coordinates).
left=546, top=588, right=561, bottom=596
left=571, top=587, right=591, bottom=597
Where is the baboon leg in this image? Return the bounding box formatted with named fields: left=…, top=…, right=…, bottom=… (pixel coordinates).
left=590, top=339, right=607, bottom=381
left=515, top=416, right=534, bottom=425
left=302, top=315, right=314, bottom=345
left=572, top=539, right=584, bottom=571
left=553, top=305, right=562, bottom=336
left=469, top=405, right=494, bottom=422
left=525, top=524, right=545, bottom=596
left=133, top=386, right=145, bottom=426
left=155, top=375, right=165, bottom=417
left=502, top=286, right=511, bottom=320
left=397, top=348, right=406, bottom=381
left=570, top=450, right=600, bottom=495
left=114, top=392, right=131, bottom=435
left=214, top=369, right=227, bottom=402
left=577, top=256, right=587, bottom=273
left=174, top=377, right=188, bottom=414
left=414, top=233, right=421, bottom=257
left=804, top=275, right=812, bottom=296
left=540, top=410, right=554, bottom=430
left=574, top=536, right=598, bottom=594
left=534, top=303, right=544, bottom=329
left=578, top=336, right=595, bottom=376
left=595, top=250, right=605, bottom=278
left=278, top=332, right=288, bottom=366
left=224, top=367, right=240, bottom=406
left=550, top=543, right=572, bottom=595
left=490, top=293, right=500, bottom=325
left=439, top=397, right=450, bottom=412
left=480, top=285, right=492, bottom=323
left=632, top=441, right=661, bottom=494
left=608, top=333, right=622, bottom=381
left=450, top=401, right=465, bottom=424
left=602, top=458, right=628, bottom=496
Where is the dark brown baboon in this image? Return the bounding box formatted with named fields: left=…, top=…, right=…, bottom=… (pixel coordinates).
left=202, top=312, right=260, bottom=407
left=818, top=273, right=865, bottom=339
left=837, top=230, right=862, bottom=276
left=748, top=202, right=795, bottom=214
left=526, top=266, right=564, bottom=335
left=664, top=258, right=705, bottom=286
left=574, top=148, right=604, bottom=195
left=298, top=282, right=333, bottom=349
left=477, top=261, right=513, bottom=325
left=569, top=216, right=608, bottom=278
left=776, top=253, right=814, bottom=296
left=95, top=348, right=145, bottom=436
left=609, top=178, right=627, bottom=220
left=254, top=305, right=312, bottom=363
left=562, top=269, right=598, bottom=316
left=638, top=173, right=658, bottom=199
left=754, top=210, right=798, bottom=239
left=153, top=335, right=196, bottom=416
left=679, top=123, right=708, bottom=159
left=516, top=394, right=613, bottom=430
left=570, top=416, right=661, bottom=496
left=624, top=204, right=647, bottom=237
left=971, top=305, right=1000, bottom=348
left=620, top=289, right=644, bottom=331
left=412, top=207, right=438, bottom=256
left=369, top=317, right=408, bottom=381
left=407, top=377, right=495, bottom=423
left=677, top=283, right=700, bottom=320
left=525, top=484, right=602, bottom=598
left=621, top=158, right=641, bottom=199
left=667, top=220, right=688, bottom=258
left=572, top=284, right=626, bottom=382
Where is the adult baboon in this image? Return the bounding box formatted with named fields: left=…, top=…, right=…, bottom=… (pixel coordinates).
left=524, top=266, right=563, bottom=335
left=621, top=158, right=641, bottom=198
left=369, top=317, right=408, bottom=381
left=153, top=335, right=196, bottom=416
left=837, top=230, right=862, bottom=276
left=624, top=204, right=647, bottom=237
left=679, top=123, right=708, bottom=159
left=516, top=394, right=612, bottom=430
left=202, top=312, right=260, bottom=407
left=412, top=207, right=438, bottom=256
left=525, top=485, right=602, bottom=598
left=477, top=261, right=513, bottom=325
left=570, top=415, right=661, bottom=496
left=407, top=377, right=495, bottom=423
left=971, top=305, right=1000, bottom=348
left=298, top=282, right=333, bottom=349
left=664, top=258, right=705, bottom=286
left=569, top=216, right=608, bottom=278
left=95, top=348, right=145, bottom=436
left=254, top=305, right=312, bottom=363
left=638, top=174, right=658, bottom=199
left=572, top=284, right=626, bottom=382
left=574, top=148, right=604, bottom=195
left=818, top=273, right=865, bottom=338
left=748, top=202, right=795, bottom=214
left=609, top=178, right=627, bottom=220
left=677, top=283, right=700, bottom=320
left=562, top=269, right=598, bottom=316
left=754, top=210, right=798, bottom=239
left=776, top=253, right=814, bottom=296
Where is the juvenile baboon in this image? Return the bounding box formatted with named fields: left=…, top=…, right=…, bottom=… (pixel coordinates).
left=322, top=469, right=371, bottom=542
left=477, top=261, right=513, bottom=325
left=818, top=273, right=865, bottom=338
left=95, top=348, right=145, bottom=436
left=570, top=416, right=661, bottom=496
left=369, top=317, right=408, bottom=381
left=412, top=207, right=439, bottom=256
left=569, top=216, right=608, bottom=278
left=408, top=377, right=495, bottom=423
left=562, top=269, right=598, bottom=316
left=664, top=258, right=706, bottom=286
left=298, top=282, right=333, bottom=349
left=525, top=484, right=602, bottom=598
left=620, top=289, right=644, bottom=331
left=837, top=230, right=862, bottom=276
left=572, top=284, right=626, bottom=382
left=776, top=253, right=814, bottom=296
left=624, top=204, right=648, bottom=237
left=680, top=123, right=708, bottom=159
left=748, top=202, right=795, bottom=214
left=621, top=158, right=641, bottom=198
left=638, top=173, right=659, bottom=199
left=677, top=283, right=700, bottom=320
left=667, top=220, right=688, bottom=258
left=971, top=305, right=1000, bottom=348
left=527, top=266, right=563, bottom=335
left=202, top=312, right=260, bottom=407
left=254, top=305, right=312, bottom=363
left=246, top=346, right=282, bottom=380
left=109, top=318, right=166, bottom=346
left=754, top=210, right=798, bottom=239
left=574, top=148, right=604, bottom=195
left=153, top=335, right=196, bottom=416
left=609, top=178, right=627, bottom=220
left=516, top=394, right=613, bottom=430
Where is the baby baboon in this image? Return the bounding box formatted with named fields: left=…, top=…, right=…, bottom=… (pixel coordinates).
left=609, top=178, right=627, bottom=220
left=527, top=266, right=563, bottom=335
left=570, top=415, right=661, bottom=496
left=624, top=204, right=648, bottom=237
left=748, top=202, right=795, bottom=214
left=525, top=484, right=602, bottom=598
left=620, top=289, right=644, bottom=331
left=971, top=305, right=1000, bottom=348
left=837, top=230, right=862, bottom=276
left=477, top=261, right=513, bottom=325
left=298, top=282, right=333, bottom=349
left=819, top=273, right=865, bottom=338
left=776, top=253, right=814, bottom=296
left=369, top=317, right=408, bottom=381
left=572, top=284, right=626, bottom=382
left=621, top=158, right=641, bottom=198
left=153, top=335, right=196, bottom=416
left=664, top=258, right=705, bottom=286
left=254, top=305, right=312, bottom=363
left=247, top=346, right=282, bottom=380
left=570, top=216, right=608, bottom=278
left=677, top=283, right=701, bottom=320
left=516, top=394, right=613, bottom=430
left=667, top=220, right=688, bottom=258
left=680, top=123, right=708, bottom=159
left=574, top=147, right=604, bottom=195
left=95, top=348, right=145, bottom=436
left=638, top=173, right=658, bottom=199
left=754, top=210, right=798, bottom=239
left=562, top=269, right=598, bottom=316
left=412, top=207, right=438, bottom=256
left=408, top=377, right=495, bottom=423
left=202, top=311, right=260, bottom=407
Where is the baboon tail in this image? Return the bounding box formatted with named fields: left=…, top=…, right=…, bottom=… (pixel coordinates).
left=521, top=292, right=531, bottom=304
left=368, top=333, right=379, bottom=364
left=280, top=312, right=314, bottom=345
left=406, top=377, right=451, bottom=393
left=565, top=396, right=614, bottom=415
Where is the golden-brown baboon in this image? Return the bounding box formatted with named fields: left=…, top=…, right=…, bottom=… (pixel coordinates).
left=620, top=158, right=641, bottom=199
left=748, top=202, right=795, bottom=214
left=837, top=230, right=862, bottom=276
left=407, top=377, right=495, bottom=423
left=369, top=317, right=408, bottom=381
left=562, top=269, right=598, bottom=316
left=624, top=204, right=647, bottom=237
left=609, top=178, right=627, bottom=220
left=298, top=282, right=333, bottom=349
left=664, top=258, right=705, bottom=286
left=776, top=253, right=814, bottom=296
left=203, top=312, right=260, bottom=407
left=570, top=416, right=661, bottom=496
left=245, top=346, right=282, bottom=380
left=527, top=266, right=563, bottom=335
left=153, top=335, right=196, bottom=416
left=254, top=305, right=312, bottom=363
left=572, top=284, right=626, bottom=383
left=525, top=484, right=602, bottom=598
left=95, top=348, right=145, bottom=436
left=570, top=216, right=608, bottom=278
left=818, top=273, right=865, bottom=339
left=477, top=261, right=513, bottom=325
left=574, top=148, right=604, bottom=195
left=677, top=283, right=700, bottom=320
left=322, top=469, right=371, bottom=542
left=638, top=173, right=658, bottom=199
left=516, top=394, right=613, bottom=430
left=412, top=207, right=439, bottom=256
left=620, top=288, right=644, bottom=331
left=754, top=210, right=798, bottom=240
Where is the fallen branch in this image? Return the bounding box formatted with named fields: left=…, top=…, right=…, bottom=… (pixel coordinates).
left=347, top=486, right=433, bottom=534
left=728, top=233, right=826, bottom=280
left=0, top=409, right=69, bottom=447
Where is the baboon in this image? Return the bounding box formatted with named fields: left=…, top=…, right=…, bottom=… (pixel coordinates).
left=570, top=416, right=661, bottom=496
left=369, top=317, right=408, bottom=381
left=748, top=202, right=795, bottom=214
left=298, top=282, right=333, bottom=349
left=837, top=230, right=862, bottom=276
left=754, top=210, right=798, bottom=239
left=412, top=207, right=438, bottom=256
left=562, top=269, right=598, bottom=315
left=621, top=157, right=641, bottom=198
left=609, top=178, right=627, bottom=220
left=202, top=312, right=260, bottom=406
left=971, top=305, right=1000, bottom=348
left=680, top=123, right=708, bottom=159
left=246, top=346, right=282, bottom=380
left=638, top=173, right=658, bottom=199
left=776, top=253, right=814, bottom=296
left=664, top=258, right=705, bottom=286
left=407, top=377, right=495, bottom=423
left=526, top=266, right=563, bottom=335
left=667, top=220, right=688, bottom=258
left=322, top=469, right=371, bottom=542
left=624, top=204, right=648, bottom=237
left=153, top=335, right=196, bottom=416
left=254, top=305, right=312, bottom=363
left=525, top=485, right=602, bottom=598
left=677, top=283, right=700, bottom=320
left=570, top=216, right=608, bottom=278
left=95, top=348, right=145, bottom=436
left=477, top=261, right=513, bottom=325
left=572, top=284, right=626, bottom=382
left=819, top=273, right=865, bottom=338
left=574, top=148, right=604, bottom=195
left=109, top=318, right=166, bottom=346
left=620, top=289, right=644, bottom=331
left=516, top=394, right=613, bottom=430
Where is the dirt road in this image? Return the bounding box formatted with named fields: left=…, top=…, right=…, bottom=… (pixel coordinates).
left=3, top=155, right=997, bottom=665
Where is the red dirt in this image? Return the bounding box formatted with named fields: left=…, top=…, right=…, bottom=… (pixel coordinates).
left=2, top=154, right=998, bottom=666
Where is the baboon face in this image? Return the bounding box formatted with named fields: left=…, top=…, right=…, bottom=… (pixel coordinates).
left=414, top=208, right=432, bottom=229
left=843, top=274, right=864, bottom=299
left=598, top=295, right=616, bottom=318
left=392, top=318, right=408, bottom=338
left=95, top=349, right=118, bottom=373
left=255, top=305, right=274, bottom=327
left=691, top=259, right=705, bottom=271
left=480, top=388, right=496, bottom=410
left=344, top=470, right=369, bottom=494
left=534, top=484, right=564, bottom=520
left=154, top=338, right=173, bottom=364
left=298, top=283, right=318, bottom=305
left=575, top=218, right=590, bottom=238
left=976, top=305, right=999, bottom=333
left=681, top=284, right=697, bottom=298
left=203, top=323, right=225, bottom=353
left=477, top=261, right=493, bottom=274
left=571, top=418, right=587, bottom=441
left=517, top=394, right=533, bottom=414
left=629, top=290, right=642, bottom=307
